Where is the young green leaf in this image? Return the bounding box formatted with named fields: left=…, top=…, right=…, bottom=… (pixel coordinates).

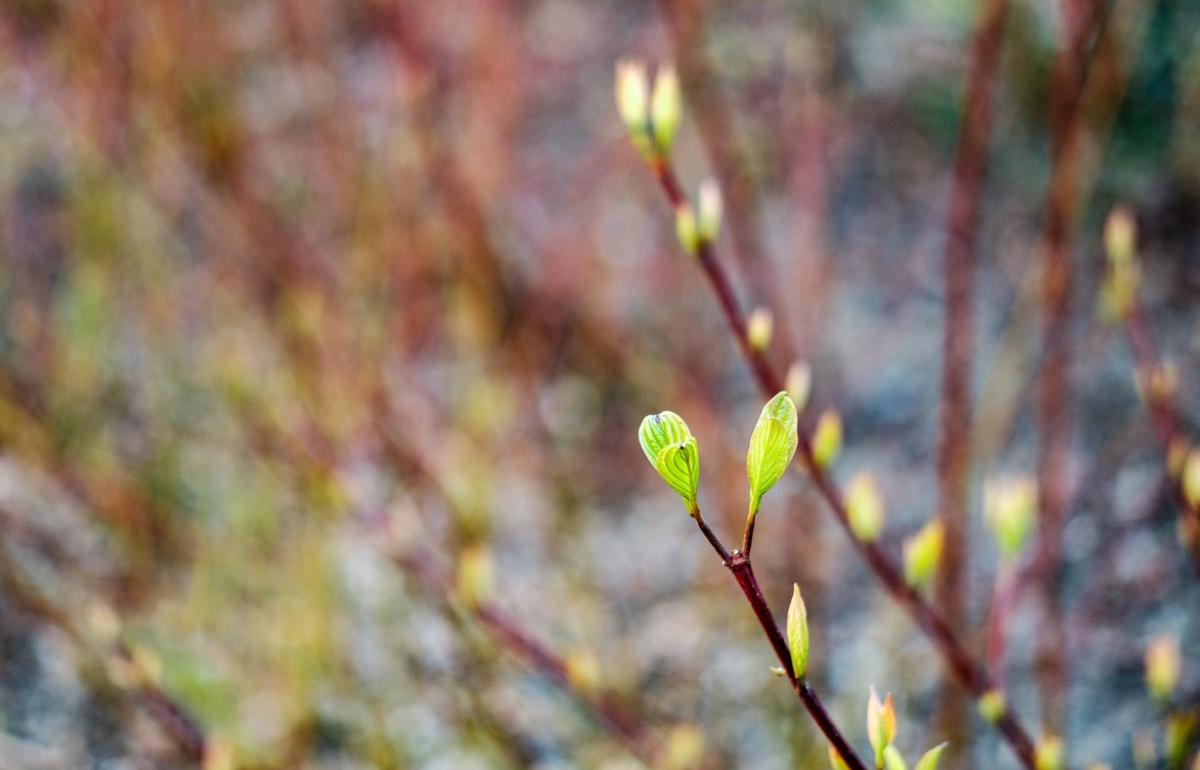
left=745, top=392, right=798, bottom=515
left=638, top=411, right=701, bottom=514
left=786, top=583, right=810, bottom=679
left=913, top=743, right=948, bottom=770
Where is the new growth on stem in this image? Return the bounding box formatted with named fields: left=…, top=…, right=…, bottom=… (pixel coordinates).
left=744, top=391, right=799, bottom=553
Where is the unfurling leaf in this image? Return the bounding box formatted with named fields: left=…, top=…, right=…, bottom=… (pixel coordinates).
left=867, top=687, right=897, bottom=766
left=846, top=473, right=885, bottom=543
left=638, top=411, right=701, bottom=514
left=746, top=392, right=799, bottom=514
left=903, top=518, right=945, bottom=589
left=812, top=409, right=842, bottom=468
left=786, top=583, right=810, bottom=679
left=913, top=743, right=948, bottom=770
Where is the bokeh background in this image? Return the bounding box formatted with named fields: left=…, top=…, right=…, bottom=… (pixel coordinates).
left=0, top=0, right=1198, bottom=768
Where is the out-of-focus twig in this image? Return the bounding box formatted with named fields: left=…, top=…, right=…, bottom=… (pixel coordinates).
left=1034, top=0, right=1107, bottom=735
left=934, top=0, right=1008, bottom=754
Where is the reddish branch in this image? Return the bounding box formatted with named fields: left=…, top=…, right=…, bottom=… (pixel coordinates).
left=648, top=161, right=1039, bottom=768
left=934, top=0, right=1008, bottom=754
left=1121, top=302, right=1200, bottom=578
left=392, top=550, right=666, bottom=766
left=1034, top=0, right=1105, bottom=735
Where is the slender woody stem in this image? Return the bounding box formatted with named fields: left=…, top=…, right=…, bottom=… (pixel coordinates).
left=691, top=509, right=868, bottom=770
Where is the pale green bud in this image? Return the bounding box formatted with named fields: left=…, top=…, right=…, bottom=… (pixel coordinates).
left=697, top=178, right=722, bottom=243
left=847, top=472, right=885, bottom=543
left=746, top=392, right=798, bottom=514
left=638, top=411, right=701, bottom=514
left=615, top=59, right=654, bottom=160
left=812, top=410, right=842, bottom=469
left=1183, top=450, right=1200, bottom=508
left=676, top=204, right=700, bottom=255
left=457, top=545, right=493, bottom=608
left=1146, top=634, right=1181, bottom=703
left=903, top=518, right=945, bottom=589
left=786, top=361, right=812, bottom=412
left=747, top=308, right=773, bottom=352
left=977, top=689, right=1006, bottom=724
left=1104, top=205, right=1137, bottom=266
left=786, top=583, right=810, bottom=679
left=650, top=64, right=682, bottom=155
left=1035, top=736, right=1063, bottom=770
left=984, top=475, right=1036, bottom=561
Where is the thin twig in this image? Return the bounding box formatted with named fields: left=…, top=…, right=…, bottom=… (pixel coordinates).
left=691, top=509, right=868, bottom=770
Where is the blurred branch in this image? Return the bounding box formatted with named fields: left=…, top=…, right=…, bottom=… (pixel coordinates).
left=1119, top=289, right=1200, bottom=578
left=1034, top=0, right=1107, bottom=736
left=934, top=0, right=1008, bottom=755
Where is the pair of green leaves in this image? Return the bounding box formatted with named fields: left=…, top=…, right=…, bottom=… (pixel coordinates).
left=637, top=392, right=799, bottom=519
left=638, top=411, right=700, bottom=515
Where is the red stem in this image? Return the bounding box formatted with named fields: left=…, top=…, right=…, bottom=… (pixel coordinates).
left=694, top=516, right=868, bottom=770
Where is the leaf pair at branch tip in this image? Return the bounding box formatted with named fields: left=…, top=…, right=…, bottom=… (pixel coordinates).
left=638, top=411, right=700, bottom=514
left=746, top=391, right=799, bottom=515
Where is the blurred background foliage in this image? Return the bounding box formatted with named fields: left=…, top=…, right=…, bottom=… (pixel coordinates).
left=0, top=0, right=1198, bottom=768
